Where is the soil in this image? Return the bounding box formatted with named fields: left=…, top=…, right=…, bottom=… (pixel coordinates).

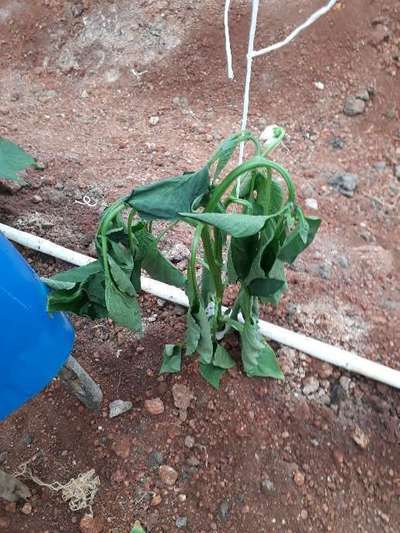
left=0, top=1, right=400, bottom=532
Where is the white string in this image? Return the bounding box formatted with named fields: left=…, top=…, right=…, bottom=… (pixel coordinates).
left=224, top=0, right=234, bottom=79
left=252, top=0, right=337, bottom=57
left=238, top=0, right=260, bottom=167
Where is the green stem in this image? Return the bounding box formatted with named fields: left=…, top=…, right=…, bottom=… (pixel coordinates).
left=207, top=157, right=296, bottom=212
left=201, top=226, right=224, bottom=304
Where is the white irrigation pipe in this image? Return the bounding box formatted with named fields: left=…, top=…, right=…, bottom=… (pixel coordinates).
left=1, top=222, right=399, bottom=390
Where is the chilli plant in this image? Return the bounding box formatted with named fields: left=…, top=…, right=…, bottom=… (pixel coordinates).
left=1, top=129, right=320, bottom=388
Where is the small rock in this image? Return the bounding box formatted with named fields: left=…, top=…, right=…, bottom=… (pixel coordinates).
left=329, top=173, right=358, bottom=197
left=318, top=263, right=331, bottom=280
left=293, top=470, right=305, bottom=487
left=184, top=436, right=195, bottom=449
left=333, top=449, right=344, bottom=466
left=79, top=515, right=104, bottom=533
left=318, top=363, right=333, bottom=379
left=173, top=304, right=186, bottom=316
left=148, top=450, right=163, bottom=469
left=355, top=89, right=370, bottom=102
left=159, top=465, right=178, bottom=486
left=339, top=376, right=352, bottom=393
left=112, top=436, right=131, bottom=459
left=260, top=478, right=275, bottom=493
left=178, top=494, right=187, bottom=502
left=300, top=509, right=308, bottom=520
left=172, top=384, right=193, bottom=411
left=32, top=194, right=42, bottom=204
left=352, top=426, right=369, bottom=449
left=302, top=376, right=320, bottom=395
left=186, top=455, right=200, bottom=467
left=81, top=90, right=89, bottom=98
left=330, top=383, right=346, bottom=404
left=305, top=198, right=318, bottom=210
left=314, top=81, right=324, bottom=90
left=20, top=503, right=32, bottom=515
left=394, top=165, right=400, bottom=180
left=144, top=398, right=164, bottom=415
left=176, top=516, right=188, bottom=529
left=166, top=243, right=190, bottom=262
left=329, top=137, right=345, bottom=149
left=373, top=161, right=386, bottom=172
left=343, top=96, right=366, bottom=116
left=149, top=116, right=160, bottom=126
left=109, top=400, right=132, bottom=418
left=218, top=500, right=230, bottom=521
left=337, top=255, right=349, bottom=269
left=369, top=24, right=391, bottom=47
left=151, top=493, right=162, bottom=506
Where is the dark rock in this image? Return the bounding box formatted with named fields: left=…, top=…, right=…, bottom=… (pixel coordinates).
left=218, top=500, right=230, bottom=521
left=343, top=96, right=365, bottom=116
left=329, top=173, right=358, bottom=197
left=329, top=137, right=345, bottom=150
left=330, top=383, right=347, bottom=404
left=318, top=263, right=331, bottom=280
left=260, top=478, right=275, bottom=493
left=176, top=517, right=188, bottom=529
left=148, top=451, right=163, bottom=469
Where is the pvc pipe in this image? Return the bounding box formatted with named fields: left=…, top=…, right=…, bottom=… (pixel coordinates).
left=1, top=222, right=399, bottom=389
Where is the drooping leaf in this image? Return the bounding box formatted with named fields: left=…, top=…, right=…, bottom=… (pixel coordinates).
left=42, top=278, right=76, bottom=290
left=248, top=278, right=285, bottom=298
left=240, top=321, right=283, bottom=379
left=278, top=216, right=321, bottom=264
left=179, top=212, right=268, bottom=238
left=105, top=282, right=142, bottom=333
left=258, top=259, right=287, bottom=305
left=0, top=138, right=36, bottom=181
left=135, top=228, right=186, bottom=288
left=199, top=362, right=226, bottom=389
left=108, top=255, right=136, bottom=296
left=213, top=345, right=235, bottom=369
left=184, top=305, right=214, bottom=364
left=50, top=261, right=103, bottom=283
left=47, top=286, right=86, bottom=314
left=229, top=233, right=260, bottom=281
left=125, top=166, right=210, bottom=220
left=269, top=180, right=284, bottom=215
left=160, top=344, right=182, bottom=374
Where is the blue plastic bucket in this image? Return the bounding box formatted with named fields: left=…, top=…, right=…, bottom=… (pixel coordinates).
left=0, top=233, right=74, bottom=421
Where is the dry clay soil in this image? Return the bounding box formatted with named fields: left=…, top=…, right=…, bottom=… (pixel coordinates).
left=0, top=1, right=400, bottom=532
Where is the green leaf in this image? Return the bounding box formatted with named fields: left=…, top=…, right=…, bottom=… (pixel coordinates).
left=248, top=278, right=285, bottom=298
left=160, top=344, right=182, bottom=374
left=269, top=180, right=284, bottom=214
left=135, top=228, right=186, bottom=288
left=240, top=321, right=284, bottom=379
left=199, top=363, right=226, bottom=389
left=229, top=233, right=260, bottom=281
left=47, top=286, right=86, bottom=314
left=213, top=345, right=235, bottom=369
left=258, top=259, right=287, bottom=305
left=42, top=278, right=76, bottom=290
left=209, top=131, right=254, bottom=180
left=0, top=138, right=36, bottom=181
left=278, top=216, right=321, bottom=264
left=126, top=166, right=210, bottom=220
left=131, top=521, right=146, bottom=533
left=179, top=212, right=268, bottom=238
left=108, top=255, right=136, bottom=296
left=185, top=305, right=213, bottom=364
left=50, top=261, right=103, bottom=283
left=105, top=282, right=142, bottom=333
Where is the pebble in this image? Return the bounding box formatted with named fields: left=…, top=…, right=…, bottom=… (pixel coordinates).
left=300, top=509, right=308, bottom=520
left=373, top=161, right=386, bottom=172
left=329, top=173, right=358, bottom=197
left=318, top=263, right=331, bottom=280
left=166, top=243, right=190, bottom=262
left=159, top=465, right=178, bottom=486
left=305, top=198, right=318, bottom=210
left=314, top=81, right=324, bottom=90
left=148, top=450, right=164, bottom=469
left=184, top=435, right=195, bottom=449
left=79, top=515, right=104, bottom=533
left=151, top=493, right=162, bottom=506
left=302, top=376, right=320, bottom=395
left=329, top=137, right=345, bottom=149
left=172, top=384, right=193, bottom=411
left=174, top=304, right=186, bottom=316
left=21, top=503, right=32, bottom=515
left=32, top=194, right=43, bottom=203
left=337, top=255, right=349, bottom=269
left=176, top=516, right=188, bottom=528
left=352, top=426, right=369, bottom=449
left=293, top=470, right=305, bottom=487
left=109, top=400, right=132, bottom=418
left=355, top=89, right=370, bottom=102
left=343, top=96, right=366, bottom=116
left=149, top=116, right=160, bottom=126
left=144, top=398, right=164, bottom=415
left=339, top=376, right=352, bottom=393
left=394, top=165, right=400, bottom=180
left=318, top=363, right=333, bottom=379
left=333, top=449, right=344, bottom=466
left=178, top=494, right=187, bottom=502
left=111, top=436, right=131, bottom=459
left=218, top=500, right=230, bottom=521
left=260, top=478, right=275, bottom=493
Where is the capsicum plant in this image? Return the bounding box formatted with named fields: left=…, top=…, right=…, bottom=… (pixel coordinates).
left=46, top=127, right=320, bottom=388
